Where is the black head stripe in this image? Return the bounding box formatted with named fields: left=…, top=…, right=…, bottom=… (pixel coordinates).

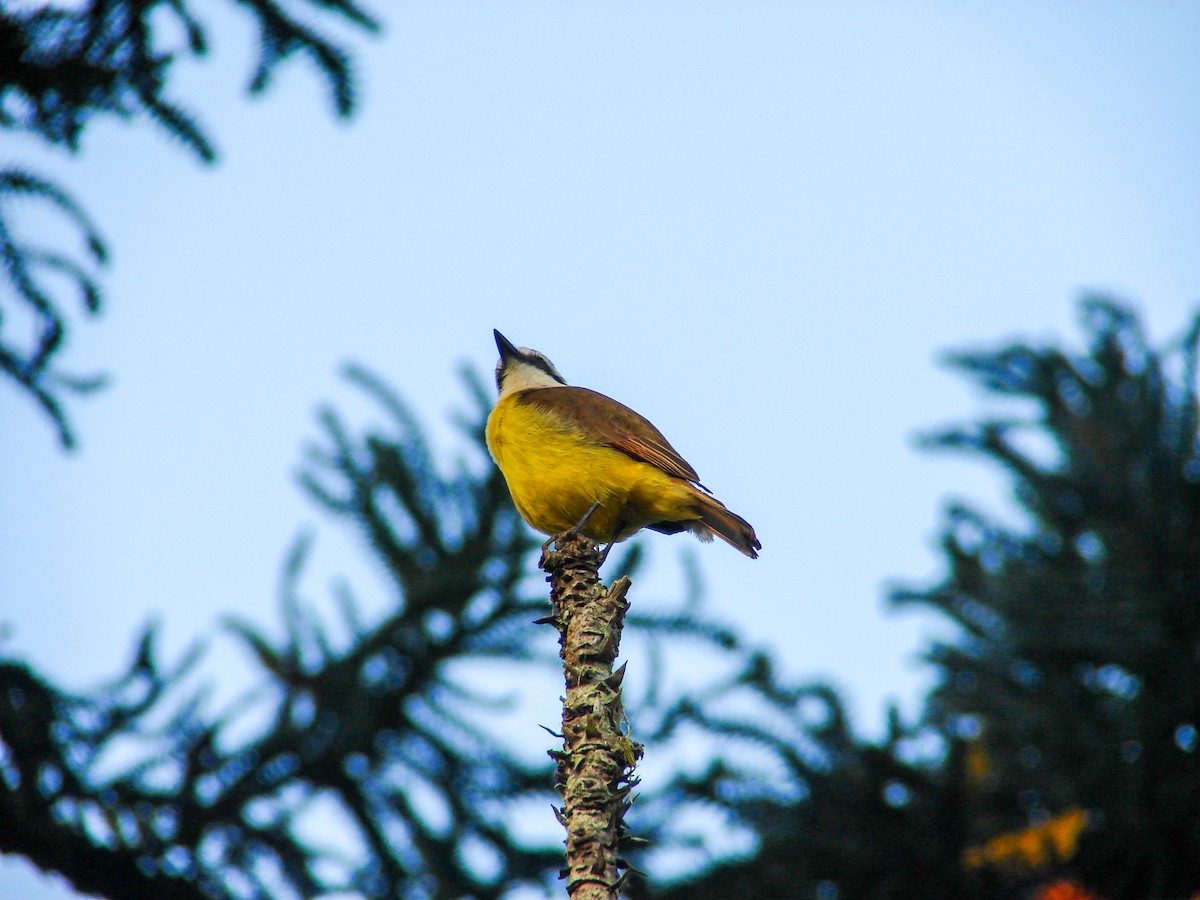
left=522, top=349, right=567, bottom=385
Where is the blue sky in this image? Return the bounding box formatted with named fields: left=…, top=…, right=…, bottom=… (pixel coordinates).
left=3, top=3, right=1200, bottom=896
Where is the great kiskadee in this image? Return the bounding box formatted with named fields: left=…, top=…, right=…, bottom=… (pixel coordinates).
left=486, top=330, right=760, bottom=558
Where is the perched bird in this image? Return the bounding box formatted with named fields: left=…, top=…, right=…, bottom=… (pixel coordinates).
left=486, top=330, right=760, bottom=559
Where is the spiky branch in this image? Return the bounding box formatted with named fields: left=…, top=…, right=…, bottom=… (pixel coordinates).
left=540, top=535, right=641, bottom=899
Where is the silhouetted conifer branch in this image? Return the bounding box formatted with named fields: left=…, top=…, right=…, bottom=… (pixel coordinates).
left=654, top=297, right=1200, bottom=900
left=1, top=365, right=831, bottom=898
left=0, top=0, right=377, bottom=446
left=892, top=296, right=1200, bottom=899
left=1, top=0, right=377, bottom=153
left=0, top=167, right=109, bottom=447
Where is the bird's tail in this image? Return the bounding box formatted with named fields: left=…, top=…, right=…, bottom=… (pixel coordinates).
left=692, top=491, right=761, bottom=559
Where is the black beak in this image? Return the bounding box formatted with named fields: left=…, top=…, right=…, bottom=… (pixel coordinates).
left=493, top=329, right=521, bottom=361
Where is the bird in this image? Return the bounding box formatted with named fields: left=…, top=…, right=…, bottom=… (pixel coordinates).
left=485, top=329, right=760, bottom=559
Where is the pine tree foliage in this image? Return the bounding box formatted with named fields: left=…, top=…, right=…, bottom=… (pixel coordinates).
left=12, top=299, right=1196, bottom=898
left=655, top=298, right=1200, bottom=900
left=0, top=364, right=814, bottom=899
left=1, top=367, right=558, bottom=898
left=0, top=168, right=108, bottom=448
left=1, top=0, right=377, bottom=154
left=894, top=298, right=1200, bottom=899
left=0, top=0, right=378, bottom=447
left=651, top=687, right=971, bottom=899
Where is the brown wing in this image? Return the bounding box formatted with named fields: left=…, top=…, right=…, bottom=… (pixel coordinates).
left=520, top=386, right=701, bottom=483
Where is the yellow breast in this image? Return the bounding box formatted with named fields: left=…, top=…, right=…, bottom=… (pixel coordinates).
left=486, top=391, right=699, bottom=542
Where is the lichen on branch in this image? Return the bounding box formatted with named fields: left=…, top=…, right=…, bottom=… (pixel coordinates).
left=539, top=534, right=642, bottom=900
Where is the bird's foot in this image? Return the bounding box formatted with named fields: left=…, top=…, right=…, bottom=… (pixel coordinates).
left=542, top=501, right=605, bottom=557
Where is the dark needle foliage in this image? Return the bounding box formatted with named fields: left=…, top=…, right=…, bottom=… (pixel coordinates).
left=0, top=168, right=108, bottom=448
left=6, top=299, right=1199, bottom=899
left=655, top=298, right=1200, bottom=900
left=0, top=0, right=378, bottom=448
left=899, top=298, right=1200, bottom=899
left=0, top=365, right=821, bottom=899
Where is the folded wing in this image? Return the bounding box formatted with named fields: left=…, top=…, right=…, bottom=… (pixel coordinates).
left=519, top=386, right=702, bottom=484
